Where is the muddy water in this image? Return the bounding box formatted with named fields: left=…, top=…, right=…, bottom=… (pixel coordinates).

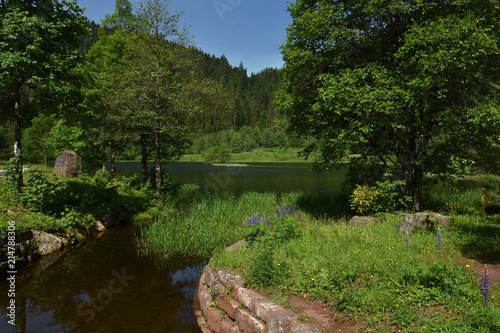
left=0, top=223, right=205, bottom=332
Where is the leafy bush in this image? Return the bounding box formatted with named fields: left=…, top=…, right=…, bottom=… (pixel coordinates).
left=93, top=169, right=112, bottom=187
left=350, top=184, right=384, bottom=214
left=60, top=208, right=95, bottom=230
left=20, top=170, right=66, bottom=213
left=2, top=157, right=21, bottom=196
left=350, top=180, right=410, bottom=215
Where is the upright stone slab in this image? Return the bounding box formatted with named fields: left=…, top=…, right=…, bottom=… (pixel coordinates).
left=53, top=150, right=78, bottom=177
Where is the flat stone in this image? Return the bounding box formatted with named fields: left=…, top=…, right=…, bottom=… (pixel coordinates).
left=348, top=216, right=377, bottom=227
left=266, top=308, right=298, bottom=333
left=236, top=287, right=266, bottom=310
left=225, top=239, right=246, bottom=252
left=237, top=308, right=266, bottom=333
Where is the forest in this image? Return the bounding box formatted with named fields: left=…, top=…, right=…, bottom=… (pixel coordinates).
left=0, top=0, right=286, bottom=198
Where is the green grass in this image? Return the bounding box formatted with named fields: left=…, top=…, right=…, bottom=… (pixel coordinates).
left=212, top=213, right=500, bottom=332
left=137, top=184, right=284, bottom=258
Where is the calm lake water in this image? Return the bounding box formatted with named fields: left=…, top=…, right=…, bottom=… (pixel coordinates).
left=117, top=162, right=346, bottom=195
left=0, top=163, right=346, bottom=332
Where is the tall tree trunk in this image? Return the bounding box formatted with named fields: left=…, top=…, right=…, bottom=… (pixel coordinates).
left=110, top=140, right=117, bottom=179
left=154, top=131, right=161, bottom=200
left=406, top=164, right=423, bottom=212
left=101, top=143, right=106, bottom=170
left=140, top=133, right=148, bottom=184
left=14, top=86, right=23, bottom=194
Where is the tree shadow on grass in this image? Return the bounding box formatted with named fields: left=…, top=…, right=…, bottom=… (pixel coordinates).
left=295, top=191, right=352, bottom=220
left=452, top=217, right=500, bottom=264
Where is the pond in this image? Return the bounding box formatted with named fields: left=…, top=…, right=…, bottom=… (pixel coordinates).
left=0, top=163, right=346, bottom=332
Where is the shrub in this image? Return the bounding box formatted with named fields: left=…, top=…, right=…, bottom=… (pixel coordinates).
left=60, top=208, right=95, bottom=230
left=93, top=169, right=112, bottom=187
left=20, top=169, right=65, bottom=213
left=350, top=185, right=384, bottom=214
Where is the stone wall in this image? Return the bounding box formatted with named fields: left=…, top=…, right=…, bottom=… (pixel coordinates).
left=196, top=265, right=322, bottom=333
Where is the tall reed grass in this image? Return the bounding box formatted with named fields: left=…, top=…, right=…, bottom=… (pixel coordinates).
left=138, top=184, right=284, bottom=258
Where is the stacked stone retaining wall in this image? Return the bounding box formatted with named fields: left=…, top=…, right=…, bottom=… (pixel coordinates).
left=197, top=265, right=322, bottom=333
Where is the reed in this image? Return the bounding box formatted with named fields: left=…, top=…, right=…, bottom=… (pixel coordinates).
left=138, top=184, right=280, bottom=258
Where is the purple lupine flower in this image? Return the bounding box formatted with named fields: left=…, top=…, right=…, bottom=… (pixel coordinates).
left=436, top=227, right=443, bottom=253
left=261, top=214, right=266, bottom=225
left=293, top=204, right=296, bottom=216
left=277, top=206, right=281, bottom=219
left=481, top=265, right=491, bottom=307
left=245, top=218, right=251, bottom=227
left=405, top=231, right=410, bottom=250
left=267, top=219, right=270, bottom=229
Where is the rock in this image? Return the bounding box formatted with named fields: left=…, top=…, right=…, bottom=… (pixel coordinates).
left=348, top=216, right=377, bottom=226
left=485, top=203, right=500, bottom=215
left=225, top=239, right=245, bottom=252
left=397, top=212, right=453, bottom=234
left=32, top=230, right=67, bottom=255
left=53, top=150, right=78, bottom=177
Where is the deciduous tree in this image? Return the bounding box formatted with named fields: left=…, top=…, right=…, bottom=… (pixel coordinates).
left=0, top=0, right=87, bottom=191
left=279, top=0, right=500, bottom=211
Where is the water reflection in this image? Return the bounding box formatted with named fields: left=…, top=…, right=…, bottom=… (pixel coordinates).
left=0, top=224, right=204, bottom=333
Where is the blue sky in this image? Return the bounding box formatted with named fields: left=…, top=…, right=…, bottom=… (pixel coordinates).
left=77, top=0, right=292, bottom=75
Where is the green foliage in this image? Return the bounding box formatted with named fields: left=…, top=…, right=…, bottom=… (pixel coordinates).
left=93, top=169, right=112, bottom=187
left=2, top=157, right=21, bottom=196
left=350, top=180, right=411, bottom=215
left=20, top=169, right=66, bottom=213
left=350, top=185, right=384, bottom=215
left=138, top=185, right=279, bottom=259
left=147, top=168, right=174, bottom=193
left=246, top=243, right=290, bottom=288
left=202, top=144, right=231, bottom=165
left=60, top=208, right=95, bottom=230
left=279, top=0, right=500, bottom=211
left=244, top=222, right=269, bottom=246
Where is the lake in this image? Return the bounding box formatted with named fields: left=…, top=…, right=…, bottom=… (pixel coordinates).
left=115, top=162, right=347, bottom=195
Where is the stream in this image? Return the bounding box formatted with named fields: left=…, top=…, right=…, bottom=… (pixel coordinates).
left=0, top=222, right=205, bottom=332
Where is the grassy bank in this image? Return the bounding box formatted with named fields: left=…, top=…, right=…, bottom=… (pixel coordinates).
left=212, top=211, right=500, bottom=332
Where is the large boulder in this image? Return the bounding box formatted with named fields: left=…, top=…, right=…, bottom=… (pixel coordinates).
left=32, top=230, right=69, bottom=255
left=53, top=150, right=78, bottom=177
left=397, top=212, right=453, bottom=234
